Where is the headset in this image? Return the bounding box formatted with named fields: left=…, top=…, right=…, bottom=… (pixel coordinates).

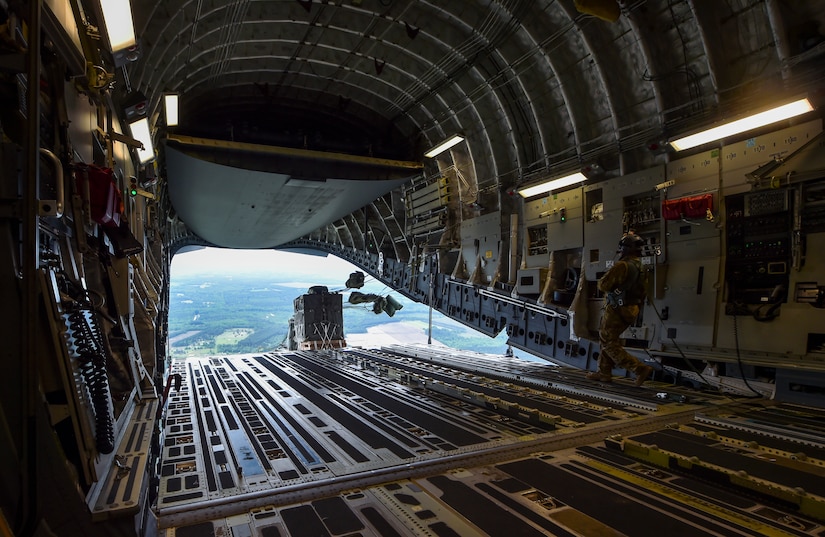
left=618, top=231, right=645, bottom=253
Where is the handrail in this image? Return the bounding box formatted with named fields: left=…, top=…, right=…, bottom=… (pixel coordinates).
left=39, top=148, right=63, bottom=217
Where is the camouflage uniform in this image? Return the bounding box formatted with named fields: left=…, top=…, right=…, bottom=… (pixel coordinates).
left=596, top=256, right=646, bottom=375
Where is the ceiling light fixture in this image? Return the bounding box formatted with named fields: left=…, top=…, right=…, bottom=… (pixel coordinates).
left=518, top=172, right=586, bottom=198
left=669, top=98, right=814, bottom=151
left=99, top=0, right=137, bottom=51
left=424, top=134, right=465, bottom=158
left=129, top=117, right=155, bottom=164
left=164, top=94, right=179, bottom=127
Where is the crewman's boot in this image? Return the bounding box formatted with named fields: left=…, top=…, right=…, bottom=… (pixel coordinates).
left=634, top=365, right=654, bottom=387
left=586, top=370, right=612, bottom=383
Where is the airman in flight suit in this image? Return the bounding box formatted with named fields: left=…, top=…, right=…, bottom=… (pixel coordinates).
left=586, top=231, right=655, bottom=386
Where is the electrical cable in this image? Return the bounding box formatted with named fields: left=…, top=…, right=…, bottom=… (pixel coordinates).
left=645, top=299, right=714, bottom=389
left=638, top=253, right=764, bottom=398
left=648, top=298, right=763, bottom=398
left=731, top=312, right=769, bottom=397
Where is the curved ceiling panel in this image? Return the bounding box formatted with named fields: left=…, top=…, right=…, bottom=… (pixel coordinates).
left=127, top=0, right=825, bottom=250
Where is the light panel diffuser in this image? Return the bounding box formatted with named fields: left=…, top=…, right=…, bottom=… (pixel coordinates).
left=518, top=172, right=586, bottom=198
left=669, top=98, right=814, bottom=151
left=99, top=0, right=136, bottom=51
left=129, top=117, right=155, bottom=164
left=424, top=135, right=464, bottom=158
left=164, top=94, right=179, bottom=127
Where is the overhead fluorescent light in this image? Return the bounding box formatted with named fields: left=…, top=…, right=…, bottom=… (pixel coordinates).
left=129, top=117, right=155, bottom=164
left=164, top=94, right=179, bottom=127
left=669, top=98, right=814, bottom=151
left=518, top=172, right=586, bottom=198
left=424, top=134, right=464, bottom=158
left=99, top=0, right=137, bottom=51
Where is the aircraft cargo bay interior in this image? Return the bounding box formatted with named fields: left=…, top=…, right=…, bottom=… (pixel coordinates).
left=2, top=1, right=825, bottom=536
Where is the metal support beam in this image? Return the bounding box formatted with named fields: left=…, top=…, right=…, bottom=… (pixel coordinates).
left=21, top=3, right=42, bottom=535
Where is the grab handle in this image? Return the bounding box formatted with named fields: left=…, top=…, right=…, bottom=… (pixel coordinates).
left=38, top=148, right=63, bottom=218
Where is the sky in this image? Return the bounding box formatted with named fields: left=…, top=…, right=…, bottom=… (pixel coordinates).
left=172, top=246, right=355, bottom=280
left=171, top=247, right=401, bottom=298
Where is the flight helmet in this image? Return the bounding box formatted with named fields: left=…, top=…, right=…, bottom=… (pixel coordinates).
left=619, top=230, right=645, bottom=254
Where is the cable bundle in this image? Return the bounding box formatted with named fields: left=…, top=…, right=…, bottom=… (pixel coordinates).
left=67, top=307, right=115, bottom=454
